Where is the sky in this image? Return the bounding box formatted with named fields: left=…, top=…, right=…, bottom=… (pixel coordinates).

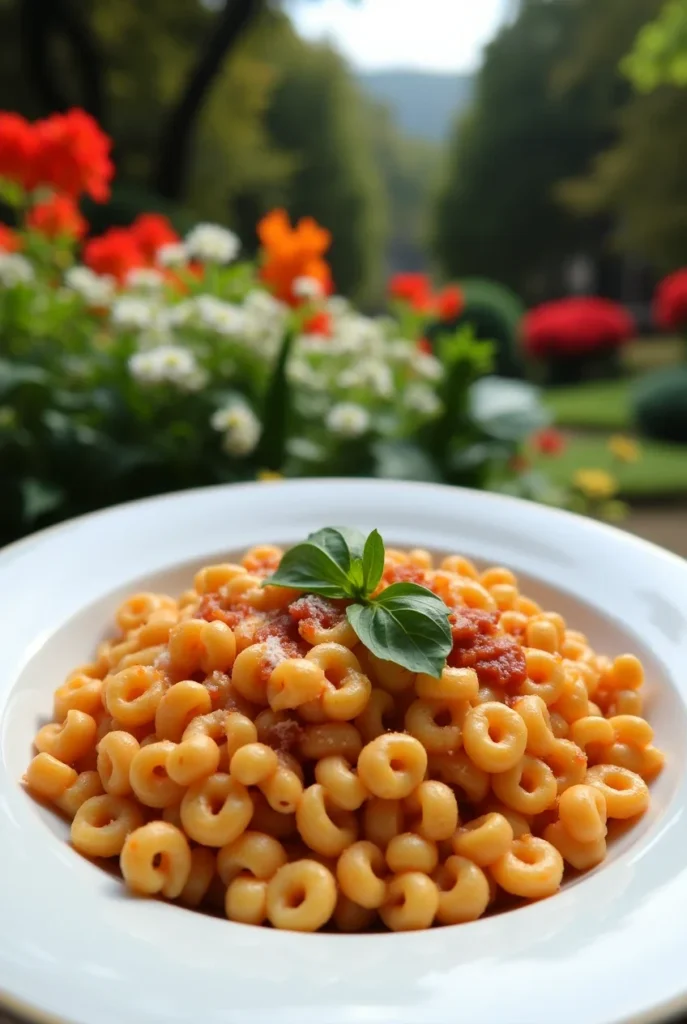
left=289, top=0, right=510, bottom=74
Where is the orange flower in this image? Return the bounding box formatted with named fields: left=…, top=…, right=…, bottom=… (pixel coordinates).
left=258, top=208, right=332, bottom=305
left=27, top=194, right=87, bottom=240
left=0, top=223, right=21, bottom=252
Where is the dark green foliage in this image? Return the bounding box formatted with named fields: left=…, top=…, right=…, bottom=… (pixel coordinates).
left=457, top=278, right=525, bottom=378
left=432, top=0, right=630, bottom=300
left=633, top=365, right=687, bottom=442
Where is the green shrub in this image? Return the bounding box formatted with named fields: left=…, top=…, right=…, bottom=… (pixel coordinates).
left=633, top=365, right=687, bottom=443
left=456, top=278, right=525, bottom=377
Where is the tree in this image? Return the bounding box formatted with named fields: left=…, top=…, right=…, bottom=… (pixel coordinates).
left=623, top=0, right=687, bottom=91
left=367, top=102, right=440, bottom=278
left=559, top=0, right=687, bottom=271
left=260, top=31, right=386, bottom=302
left=433, top=0, right=616, bottom=300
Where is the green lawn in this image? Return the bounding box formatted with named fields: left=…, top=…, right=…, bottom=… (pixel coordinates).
left=532, top=435, right=687, bottom=499
left=545, top=380, right=631, bottom=431
left=542, top=337, right=685, bottom=432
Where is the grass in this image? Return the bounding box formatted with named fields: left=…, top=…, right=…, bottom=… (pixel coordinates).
left=542, top=337, right=685, bottom=432
left=532, top=435, right=687, bottom=499
left=544, top=380, right=631, bottom=431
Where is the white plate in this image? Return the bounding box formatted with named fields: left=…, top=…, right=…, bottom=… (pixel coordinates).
left=1, top=479, right=686, bottom=1024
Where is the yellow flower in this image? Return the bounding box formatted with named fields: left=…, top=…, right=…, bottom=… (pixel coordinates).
left=257, top=470, right=284, bottom=482
left=609, top=434, right=640, bottom=463
left=573, top=469, right=618, bottom=500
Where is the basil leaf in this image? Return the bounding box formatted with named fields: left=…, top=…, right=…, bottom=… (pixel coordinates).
left=348, top=557, right=365, bottom=591
left=362, top=528, right=385, bottom=595
left=347, top=583, right=452, bottom=677
left=306, top=527, right=366, bottom=574
left=266, top=542, right=353, bottom=597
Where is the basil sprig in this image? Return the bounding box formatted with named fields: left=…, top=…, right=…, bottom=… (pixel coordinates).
left=265, top=527, right=452, bottom=677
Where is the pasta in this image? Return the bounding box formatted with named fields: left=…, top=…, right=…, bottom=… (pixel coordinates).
left=24, top=543, right=664, bottom=932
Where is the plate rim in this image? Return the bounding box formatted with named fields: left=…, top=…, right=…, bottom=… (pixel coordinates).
left=1, top=478, right=687, bottom=1024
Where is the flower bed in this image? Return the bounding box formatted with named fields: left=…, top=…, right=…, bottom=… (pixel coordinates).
left=0, top=109, right=601, bottom=544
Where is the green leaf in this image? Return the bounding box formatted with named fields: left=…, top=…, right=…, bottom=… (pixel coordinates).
left=347, top=582, right=452, bottom=677
left=372, top=440, right=442, bottom=483
left=348, top=557, right=365, bottom=591
left=19, top=478, right=65, bottom=524
left=469, top=377, right=551, bottom=442
left=307, top=526, right=366, bottom=567
left=362, top=528, right=385, bottom=594
left=265, top=541, right=353, bottom=598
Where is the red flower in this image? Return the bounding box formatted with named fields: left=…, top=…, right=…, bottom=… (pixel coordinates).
left=531, top=428, right=566, bottom=456
left=33, top=109, right=113, bottom=203
left=416, top=338, right=433, bottom=355
left=389, top=272, right=432, bottom=312
left=130, top=213, right=179, bottom=263
left=653, top=269, right=687, bottom=331
left=435, top=284, right=464, bottom=321
left=0, top=223, right=21, bottom=252
left=83, top=227, right=145, bottom=282
left=303, top=311, right=332, bottom=337
left=522, top=297, right=634, bottom=358
left=0, top=113, right=39, bottom=189
left=27, top=193, right=87, bottom=240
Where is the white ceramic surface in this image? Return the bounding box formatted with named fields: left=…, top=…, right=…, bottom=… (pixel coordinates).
left=1, top=479, right=686, bottom=1024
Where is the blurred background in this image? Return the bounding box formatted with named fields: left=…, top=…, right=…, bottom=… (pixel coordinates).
left=1, top=0, right=687, bottom=556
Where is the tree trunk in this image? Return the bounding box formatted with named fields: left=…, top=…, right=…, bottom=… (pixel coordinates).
left=19, top=0, right=106, bottom=126
left=153, top=0, right=263, bottom=202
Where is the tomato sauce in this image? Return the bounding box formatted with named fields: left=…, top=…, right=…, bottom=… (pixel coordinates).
left=448, top=607, right=527, bottom=689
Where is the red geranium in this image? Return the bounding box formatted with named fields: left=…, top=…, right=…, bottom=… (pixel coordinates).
left=653, top=269, right=687, bottom=331
left=416, top=338, right=432, bottom=355
left=435, top=284, right=464, bottom=321
left=522, top=297, right=634, bottom=358
left=389, top=272, right=433, bottom=312
left=27, top=194, right=87, bottom=240
left=130, top=213, right=179, bottom=263
left=33, top=109, right=113, bottom=203
left=303, top=311, right=332, bottom=337
left=531, top=428, right=566, bottom=456
left=0, top=223, right=21, bottom=252
left=83, top=227, right=145, bottom=282
left=0, top=112, right=38, bottom=189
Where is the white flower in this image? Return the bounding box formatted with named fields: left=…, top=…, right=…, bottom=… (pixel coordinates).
left=64, top=266, right=115, bottom=307
left=211, top=404, right=262, bottom=457
left=164, top=300, right=195, bottom=328
left=241, top=290, right=288, bottom=359
left=404, top=382, right=442, bottom=416
left=387, top=340, right=414, bottom=364
left=194, top=295, right=246, bottom=336
left=129, top=345, right=205, bottom=391
left=297, top=334, right=331, bottom=356
left=287, top=360, right=328, bottom=390
left=157, top=243, right=188, bottom=268
left=339, top=359, right=393, bottom=398
left=334, top=313, right=385, bottom=355
left=326, top=295, right=350, bottom=318
left=185, top=223, right=240, bottom=264
left=326, top=402, right=370, bottom=438
left=410, top=350, right=444, bottom=381
left=293, top=276, right=324, bottom=301
left=111, top=296, right=157, bottom=331
left=125, top=268, right=165, bottom=292
left=0, top=253, right=34, bottom=288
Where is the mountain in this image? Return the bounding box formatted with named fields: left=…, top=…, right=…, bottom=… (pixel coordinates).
left=357, top=70, right=474, bottom=142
